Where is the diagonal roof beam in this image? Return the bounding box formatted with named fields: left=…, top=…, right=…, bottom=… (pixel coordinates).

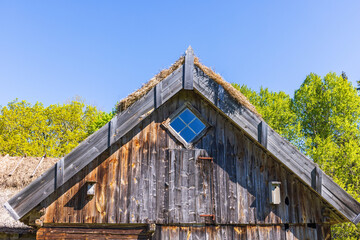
left=192, top=65, right=360, bottom=224
left=5, top=64, right=185, bottom=220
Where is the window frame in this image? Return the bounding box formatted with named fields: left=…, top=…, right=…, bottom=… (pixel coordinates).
left=162, top=102, right=210, bottom=149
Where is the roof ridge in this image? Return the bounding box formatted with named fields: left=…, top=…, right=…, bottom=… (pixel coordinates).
left=116, top=53, right=261, bottom=118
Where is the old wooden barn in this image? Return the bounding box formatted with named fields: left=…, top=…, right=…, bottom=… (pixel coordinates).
left=4, top=47, right=360, bottom=239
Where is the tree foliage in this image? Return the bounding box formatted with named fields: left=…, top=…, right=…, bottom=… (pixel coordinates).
left=232, top=84, right=303, bottom=146
left=0, top=99, right=110, bottom=157
left=233, top=72, right=360, bottom=239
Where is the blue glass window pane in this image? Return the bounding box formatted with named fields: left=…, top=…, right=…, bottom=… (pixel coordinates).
left=170, top=118, right=186, bottom=132
left=189, top=118, right=206, bottom=134
left=179, top=109, right=196, bottom=124
left=180, top=127, right=196, bottom=142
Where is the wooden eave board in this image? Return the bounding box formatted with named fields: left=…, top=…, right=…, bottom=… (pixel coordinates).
left=5, top=65, right=184, bottom=220
left=192, top=65, right=360, bottom=224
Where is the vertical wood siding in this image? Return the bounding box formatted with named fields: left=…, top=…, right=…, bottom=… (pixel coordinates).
left=41, top=91, right=337, bottom=238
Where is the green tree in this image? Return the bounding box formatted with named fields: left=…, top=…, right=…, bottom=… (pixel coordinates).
left=234, top=72, right=360, bottom=238
left=87, top=110, right=116, bottom=135
left=232, top=84, right=303, bottom=147
left=293, top=72, right=360, bottom=238
left=0, top=99, right=112, bottom=157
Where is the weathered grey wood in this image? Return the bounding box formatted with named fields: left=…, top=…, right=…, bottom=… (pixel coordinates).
left=55, top=158, right=64, bottom=189
left=107, top=120, right=112, bottom=148
left=168, top=149, right=176, bottom=223
left=258, top=121, right=268, bottom=148
left=7, top=164, right=56, bottom=219
left=154, top=82, right=162, bottom=109
left=352, top=213, right=360, bottom=224
left=311, top=167, right=323, bottom=194
left=3, top=202, right=20, bottom=220
left=6, top=65, right=184, bottom=220
left=184, top=46, right=194, bottom=90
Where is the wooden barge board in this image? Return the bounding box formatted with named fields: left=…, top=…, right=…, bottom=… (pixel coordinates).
left=6, top=65, right=184, bottom=220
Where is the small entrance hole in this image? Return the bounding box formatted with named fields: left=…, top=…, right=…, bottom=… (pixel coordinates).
left=285, top=196, right=289, bottom=205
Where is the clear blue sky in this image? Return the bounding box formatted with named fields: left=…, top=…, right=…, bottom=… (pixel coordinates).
left=1, top=1, right=360, bottom=112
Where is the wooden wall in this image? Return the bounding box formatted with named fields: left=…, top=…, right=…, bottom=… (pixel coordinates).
left=154, top=225, right=331, bottom=240
left=40, top=90, right=337, bottom=238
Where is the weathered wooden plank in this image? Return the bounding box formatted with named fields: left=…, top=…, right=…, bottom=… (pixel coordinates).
left=191, top=226, right=204, bottom=240
left=281, top=167, right=289, bottom=223
left=180, top=150, right=189, bottom=223
left=106, top=153, right=119, bottom=223
left=258, top=121, right=268, bottom=148
left=154, top=82, right=163, bottom=109
left=184, top=46, right=194, bottom=90
left=8, top=164, right=56, bottom=218
left=254, top=147, right=262, bottom=224
left=118, top=138, right=129, bottom=223
left=353, top=213, right=360, bottom=225
left=188, top=150, right=196, bottom=223
left=311, top=166, right=323, bottom=195
left=168, top=150, right=176, bottom=224
left=235, top=132, right=245, bottom=224
left=160, top=67, right=183, bottom=104
left=322, top=174, right=360, bottom=216
left=137, top=125, right=147, bottom=223
left=226, top=125, right=238, bottom=224
left=146, top=120, right=155, bottom=223
left=174, top=149, right=181, bottom=223
left=55, top=158, right=64, bottom=190
left=216, top=114, right=227, bottom=224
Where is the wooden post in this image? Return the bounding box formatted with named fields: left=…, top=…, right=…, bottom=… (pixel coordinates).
left=258, top=121, right=268, bottom=148
left=311, top=166, right=323, bottom=194
left=183, top=46, right=194, bottom=90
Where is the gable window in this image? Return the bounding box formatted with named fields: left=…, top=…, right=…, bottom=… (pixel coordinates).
left=163, top=103, right=209, bottom=148
left=170, top=109, right=206, bottom=143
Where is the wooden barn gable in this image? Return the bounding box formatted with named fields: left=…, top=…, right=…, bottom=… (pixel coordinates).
left=4, top=47, right=360, bottom=239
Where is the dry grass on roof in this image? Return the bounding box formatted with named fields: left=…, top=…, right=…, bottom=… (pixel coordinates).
left=115, top=53, right=261, bottom=118
left=0, top=155, right=59, bottom=189
left=194, top=57, right=261, bottom=118
left=116, top=56, right=185, bottom=113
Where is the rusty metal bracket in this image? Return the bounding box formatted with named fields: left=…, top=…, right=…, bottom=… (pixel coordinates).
left=198, top=156, right=214, bottom=161
left=200, top=214, right=215, bottom=221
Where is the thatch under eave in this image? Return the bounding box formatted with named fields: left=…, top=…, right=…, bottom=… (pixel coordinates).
left=116, top=56, right=185, bottom=113
left=193, top=57, right=261, bottom=118
left=0, top=187, right=32, bottom=230
left=0, top=156, right=59, bottom=189
left=115, top=54, right=261, bottom=118
left=0, top=156, right=59, bottom=230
